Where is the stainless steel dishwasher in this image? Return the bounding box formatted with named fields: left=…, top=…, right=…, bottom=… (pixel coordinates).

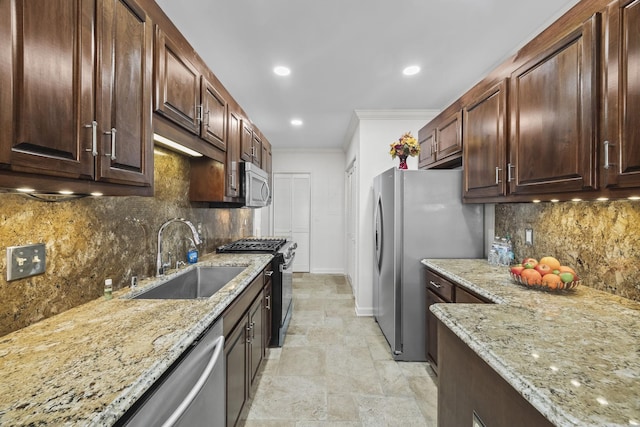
left=121, top=318, right=225, bottom=427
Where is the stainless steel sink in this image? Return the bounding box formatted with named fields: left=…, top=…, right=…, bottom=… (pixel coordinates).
left=132, top=266, right=246, bottom=299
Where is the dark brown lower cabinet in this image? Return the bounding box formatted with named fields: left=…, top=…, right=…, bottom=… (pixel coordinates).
left=425, top=267, right=490, bottom=374
left=222, top=270, right=268, bottom=427
left=438, top=323, right=554, bottom=427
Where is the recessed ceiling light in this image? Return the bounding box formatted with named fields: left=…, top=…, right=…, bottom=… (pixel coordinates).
left=402, top=65, right=421, bottom=76
left=291, top=119, right=303, bottom=126
left=273, top=66, right=291, bottom=76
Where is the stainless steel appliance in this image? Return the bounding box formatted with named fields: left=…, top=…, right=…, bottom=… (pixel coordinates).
left=241, top=162, right=270, bottom=208
left=373, top=168, right=484, bottom=361
left=216, top=238, right=296, bottom=346
left=121, top=318, right=225, bottom=426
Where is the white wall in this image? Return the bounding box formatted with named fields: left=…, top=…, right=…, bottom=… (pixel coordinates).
left=268, top=149, right=346, bottom=274
left=345, top=110, right=439, bottom=316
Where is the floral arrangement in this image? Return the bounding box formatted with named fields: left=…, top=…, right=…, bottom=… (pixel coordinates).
left=389, top=132, right=420, bottom=159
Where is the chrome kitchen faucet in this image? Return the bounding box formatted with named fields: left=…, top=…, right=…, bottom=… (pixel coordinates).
left=156, top=218, right=202, bottom=276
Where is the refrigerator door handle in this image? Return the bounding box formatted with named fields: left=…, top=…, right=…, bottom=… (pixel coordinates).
left=374, top=195, right=383, bottom=272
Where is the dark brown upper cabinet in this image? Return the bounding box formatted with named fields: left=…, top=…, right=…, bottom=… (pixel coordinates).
left=418, top=111, right=462, bottom=169
left=508, top=13, right=600, bottom=195
left=463, top=80, right=508, bottom=200
left=0, top=0, right=153, bottom=191
left=154, top=25, right=200, bottom=135
left=602, top=0, right=640, bottom=190
left=201, top=77, right=227, bottom=151
left=418, top=129, right=436, bottom=167
left=240, top=120, right=254, bottom=162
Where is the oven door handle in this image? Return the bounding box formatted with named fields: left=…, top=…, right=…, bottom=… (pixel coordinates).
left=280, top=251, right=296, bottom=272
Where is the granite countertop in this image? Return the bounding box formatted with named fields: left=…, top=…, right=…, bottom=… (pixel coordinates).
left=422, top=258, right=640, bottom=427
left=0, top=252, right=273, bottom=426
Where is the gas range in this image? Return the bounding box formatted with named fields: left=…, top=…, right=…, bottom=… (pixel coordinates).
left=217, top=237, right=296, bottom=347
left=216, top=238, right=287, bottom=254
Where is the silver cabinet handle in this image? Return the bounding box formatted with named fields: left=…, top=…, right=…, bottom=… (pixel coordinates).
left=507, top=163, right=515, bottom=182
left=104, top=128, right=116, bottom=160
left=604, top=140, right=614, bottom=170
left=196, top=105, right=203, bottom=123
left=265, top=295, right=271, bottom=310
left=429, top=280, right=442, bottom=289
left=84, top=121, right=98, bottom=156
left=495, top=166, right=502, bottom=184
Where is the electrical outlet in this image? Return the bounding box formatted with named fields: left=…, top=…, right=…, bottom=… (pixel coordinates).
left=6, top=243, right=46, bottom=281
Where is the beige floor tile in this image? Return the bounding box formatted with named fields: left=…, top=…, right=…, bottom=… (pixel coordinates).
left=242, top=273, right=435, bottom=427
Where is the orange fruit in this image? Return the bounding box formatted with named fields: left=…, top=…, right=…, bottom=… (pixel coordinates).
left=539, top=256, right=561, bottom=271
left=520, top=268, right=542, bottom=286
left=542, top=273, right=562, bottom=290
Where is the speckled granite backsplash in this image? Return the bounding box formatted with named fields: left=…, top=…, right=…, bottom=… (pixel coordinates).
left=0, top=147, right=253, bottom=336
left=496, top=201, right=640, bottom=301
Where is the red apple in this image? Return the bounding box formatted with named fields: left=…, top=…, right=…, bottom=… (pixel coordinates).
left=534, top=263, right=552, bottom=276
left=522, top=258, right=538, bottom=269
left=510, top=266, right=525, bottom=276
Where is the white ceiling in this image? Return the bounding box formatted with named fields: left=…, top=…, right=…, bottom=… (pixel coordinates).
left=156, top=0, right=581, bottom=150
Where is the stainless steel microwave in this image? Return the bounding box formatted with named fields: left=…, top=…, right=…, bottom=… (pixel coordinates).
left=241, top=162, right=270, bottom=208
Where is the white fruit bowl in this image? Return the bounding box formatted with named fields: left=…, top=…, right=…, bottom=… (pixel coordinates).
left=509, top=272, right=581, bottom=292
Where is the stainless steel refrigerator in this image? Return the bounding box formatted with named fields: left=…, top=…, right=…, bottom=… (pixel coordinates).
left=373, top=168, right=484, bottom=361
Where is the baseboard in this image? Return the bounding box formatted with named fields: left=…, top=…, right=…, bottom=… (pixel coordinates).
left=309, top=268, right=345, bottom=275
left=355, top=303, right=373, bottom=317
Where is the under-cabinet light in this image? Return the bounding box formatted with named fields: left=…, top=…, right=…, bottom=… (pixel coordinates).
left=16, top=188, right=35, bottom=193
left=550, top=199, right=559, bottom=203
left=628, top=196, right=640, bottom=201
left=153, top=134, right=203, bottom=157
left=90, top=192, right=103, bottom=197
left=597, top=197, right=609, bottom=201
left=58, top=190, right=74, bottom=195
left=571, top=198, right=582, bottom=202
left=532, top=199, right=541, bottom=203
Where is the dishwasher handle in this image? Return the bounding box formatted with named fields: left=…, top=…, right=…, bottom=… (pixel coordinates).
left=161, top=335, right=225, bottom=427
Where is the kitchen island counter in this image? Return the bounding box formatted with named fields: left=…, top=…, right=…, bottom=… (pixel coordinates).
left=422, top=258, right=640, bottom=427
left=0, top=253, right=272, bottom=426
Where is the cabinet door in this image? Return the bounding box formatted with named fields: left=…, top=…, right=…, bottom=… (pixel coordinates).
left=418, top=128, right=436, bottom=167
left=252, top=134, right=262, bottom=166
left=240, top=121, right=253, bottom=162
left=154, top=26, right=200, bottom=135
left=263, top=279, right=273, bottom=350
left=96, top=0, right=153, bottom=187
left=248, top=293, right=264, bottom=389
left=426, top=289, right=446, bottom=372
left=435, top=111, right=462, bottom=161
left=201, top=77, right=227, bottom=151
left=226, top=110, right=241, bottom=197
left=0, top=0, right=95, bottom=179
left=455, top=286, right=487, bottom=304
left=225, top=317, right=248, bottom=427
left=509, top=14, right=600, bottom=195
left=603, top=0, right=640, bottom=189
left=463, top=80, right=508, bottom=199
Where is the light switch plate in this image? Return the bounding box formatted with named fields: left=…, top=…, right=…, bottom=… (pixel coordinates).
left=6, top=243, right=46, bottom=281
left=525, top=228, right=534, bottom=245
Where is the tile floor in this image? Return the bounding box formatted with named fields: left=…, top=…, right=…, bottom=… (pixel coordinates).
left=242, top=273, right=438, bottom=427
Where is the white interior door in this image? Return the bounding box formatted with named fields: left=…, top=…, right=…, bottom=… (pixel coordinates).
left=273, top=173, right=310, bottom=272
left=345, top=161, right=357, bottom=290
